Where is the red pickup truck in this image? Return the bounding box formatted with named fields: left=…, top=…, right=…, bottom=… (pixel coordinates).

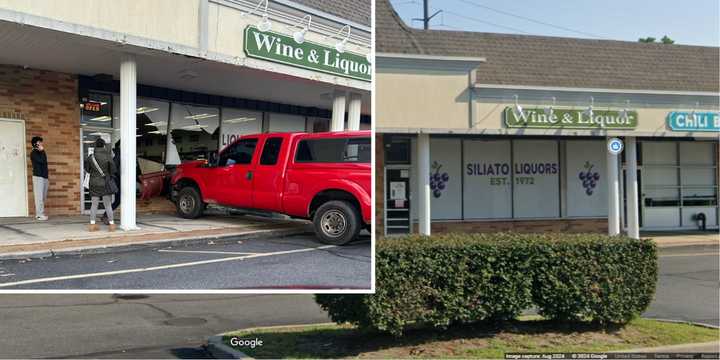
left=170, top=131, right=371, bottom=245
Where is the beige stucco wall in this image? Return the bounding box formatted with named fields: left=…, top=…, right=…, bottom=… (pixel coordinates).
left=207, top=3, right=369, bottom=61
left=376, top=70, right=470, bottom=129
left=377, top=67, right=718, bottom=138
left=474, top=101, right=719, bottom=138
left=0, top=0, right=200, bottom=47
left=0, top=0, right=371, bottom=89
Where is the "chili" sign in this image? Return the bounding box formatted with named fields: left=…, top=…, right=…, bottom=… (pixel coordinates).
left=667, top=111, right=719, bottom=132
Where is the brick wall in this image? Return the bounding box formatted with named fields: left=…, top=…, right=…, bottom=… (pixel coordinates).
left=0, top=65, right=81, bottom=216
left=413, top=218, right=608, bottom=234
left=0, top=64, right=175, bottom=218
left=375, top=133, right=385, bottom=238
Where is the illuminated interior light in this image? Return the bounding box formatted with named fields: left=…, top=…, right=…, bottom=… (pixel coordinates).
left=223, top=117, right=256, bottom=123
left=185, top=113, right=217, bottom=120
left=136, top=107, right=159, bottom=114
left=181, top=124, right=209, bottom=130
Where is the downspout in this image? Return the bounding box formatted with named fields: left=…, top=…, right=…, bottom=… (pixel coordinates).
left=198, top=0, right=209, bottom=55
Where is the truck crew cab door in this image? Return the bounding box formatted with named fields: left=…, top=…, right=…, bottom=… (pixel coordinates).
left=215, top=137, right=258, bottom=208
left=251, top=136, right=286, bottom=212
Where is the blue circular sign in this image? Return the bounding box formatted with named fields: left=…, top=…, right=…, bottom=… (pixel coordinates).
left=607, top=138, right=623, bottom=155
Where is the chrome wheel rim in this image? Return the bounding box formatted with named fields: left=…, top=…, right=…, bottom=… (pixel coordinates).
left=179, top=194, right=195, bottom=214
left=321, top=210, right=347, bottom=238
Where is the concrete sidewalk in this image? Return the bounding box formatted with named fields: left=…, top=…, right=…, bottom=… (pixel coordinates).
left=643, top=231, right=719, bottom=247
left=0, top=211, right=311, bottom=260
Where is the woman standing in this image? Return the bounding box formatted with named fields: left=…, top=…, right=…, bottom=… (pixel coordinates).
left=84, top=138, right=118, bottom=232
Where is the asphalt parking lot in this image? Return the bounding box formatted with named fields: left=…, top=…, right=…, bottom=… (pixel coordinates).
left=0, top=233, right=371, bottom=290
left=643, top=243, right=719, bottom=327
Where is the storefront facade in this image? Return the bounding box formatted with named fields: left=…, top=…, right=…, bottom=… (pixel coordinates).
left=0, top=0, right=371, bottom=224
left=375, top=0, right=718, bottom=237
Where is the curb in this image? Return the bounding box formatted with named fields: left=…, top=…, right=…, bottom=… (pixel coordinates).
left=205, top=319, right=719, bottom=359
left=207, top=322, right=336, bottom=359
left=644, top=317, right=720, bottom=329
left=611, top=341, right=720, bottom=353
left=207, top=336, right=252, bottom=359
left=654, top=240, right=720, bottom=248
left=0, top=226, right=310, bottom=261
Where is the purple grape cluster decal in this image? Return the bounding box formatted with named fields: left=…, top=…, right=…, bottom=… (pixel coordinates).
left=430, top=161, right=449, bottom=198
left=578, top=161, right=600, bottom=196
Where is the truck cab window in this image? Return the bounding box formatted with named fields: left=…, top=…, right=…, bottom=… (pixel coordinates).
left=260, top=138, right=283, bottom=165
left=295, top=137, right=371, bottom=163
left=344, top=137, right=370, bottom=162
left=218, top=138, right=257, bottom=166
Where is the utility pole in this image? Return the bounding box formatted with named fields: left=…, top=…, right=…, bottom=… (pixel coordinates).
left=413, top=0, right=441, bottom=30
left=423, top=0, right=429, bottom=30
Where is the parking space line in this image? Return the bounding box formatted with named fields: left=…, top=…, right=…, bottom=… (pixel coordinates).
left=158, top=249, right=259, bottom=255
left=0, top=245, right=337, bottom=288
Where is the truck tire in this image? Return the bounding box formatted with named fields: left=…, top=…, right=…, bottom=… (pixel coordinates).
left=313, top=200, right=361, bottom=245
left=176, top=186, right=205, bottom=219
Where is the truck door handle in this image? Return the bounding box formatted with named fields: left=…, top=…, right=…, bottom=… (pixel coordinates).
left=246, top=171, right=253, bottom=180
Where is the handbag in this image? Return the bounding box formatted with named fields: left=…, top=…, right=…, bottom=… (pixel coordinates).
left=83, top=173, right=90, bottom=189
left=90, top=154, right=119, bottom=194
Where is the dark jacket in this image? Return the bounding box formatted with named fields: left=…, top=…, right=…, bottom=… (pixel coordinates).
left=31, top=149, right=48, bottom=178
left=84, top=146, right=117, bottom=197
left=113, top=147, right=121, bottom=179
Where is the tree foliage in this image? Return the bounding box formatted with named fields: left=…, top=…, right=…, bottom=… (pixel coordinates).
left=639, top=35, right=675, bottom=44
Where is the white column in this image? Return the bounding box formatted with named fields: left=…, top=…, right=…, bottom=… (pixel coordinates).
left=330, top=90, right=346, bottom=132
left=417, top=133, right=431, bottom=235
left=607, top=144, right=620, bottom=236
left=347, top=93, right=362, bottom=130
left=120, top=55, right=138, bottom=231
left=625, top=137, right=640, bottom=239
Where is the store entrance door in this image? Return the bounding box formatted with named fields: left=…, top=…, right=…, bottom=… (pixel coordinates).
left=385, top=167, right=411, bottom=235
left=80, top=128, right=114, bottom=214
left=0, top=119, right=28, bottom=217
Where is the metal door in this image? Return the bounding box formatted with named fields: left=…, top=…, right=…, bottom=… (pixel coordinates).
left=80, top=128, right=114, bottom=214
left=0, top=119, right=28, bottom=217
left=385, top=167, right=411, bottom=235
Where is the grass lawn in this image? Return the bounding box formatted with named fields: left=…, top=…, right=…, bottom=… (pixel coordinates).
left=222, top=318, right=719, bottom=359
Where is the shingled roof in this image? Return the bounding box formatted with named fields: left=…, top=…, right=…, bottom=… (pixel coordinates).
left=291, top=0, right=370, bottom=27
left=377, top=0, right=719, bottom=93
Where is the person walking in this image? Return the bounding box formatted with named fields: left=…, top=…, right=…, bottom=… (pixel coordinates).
left=102, top=140, right=121, bottom=225
left=85, top=138, right=118, bottom=232
left=30, top=136, right=49, bottom=221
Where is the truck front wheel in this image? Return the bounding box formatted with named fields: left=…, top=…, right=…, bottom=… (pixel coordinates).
left=176, top=187, right=205, bottom=219
left=313, top=200, right=361, bottom=245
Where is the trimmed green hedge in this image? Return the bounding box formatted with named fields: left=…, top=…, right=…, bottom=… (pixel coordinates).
left=316, top=233, right=657, bottom=336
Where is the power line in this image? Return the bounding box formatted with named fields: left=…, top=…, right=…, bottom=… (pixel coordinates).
left=443, top=10, right=532, bottom=35
left=433, top=13, right=464, bottom=31
left=390, top=0, right=420, bottom=6
left=392, top=0, right=544, bottom=36
left=392, top=0, right=535, bottom=35
left=455, top=0, right=607, bottom=39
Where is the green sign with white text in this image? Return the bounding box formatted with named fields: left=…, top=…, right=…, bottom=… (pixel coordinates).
left=243, top=25, right=371, bottom=82
left=504, top=107, right=638, bottom=129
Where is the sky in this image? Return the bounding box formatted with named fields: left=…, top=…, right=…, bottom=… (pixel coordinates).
left=390, top=0, right=720, bottom=46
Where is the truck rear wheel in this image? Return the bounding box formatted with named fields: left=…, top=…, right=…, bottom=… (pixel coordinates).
left=313, top=200, right=361, bottom=245
left=176, top=187, right=205, bottom=219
